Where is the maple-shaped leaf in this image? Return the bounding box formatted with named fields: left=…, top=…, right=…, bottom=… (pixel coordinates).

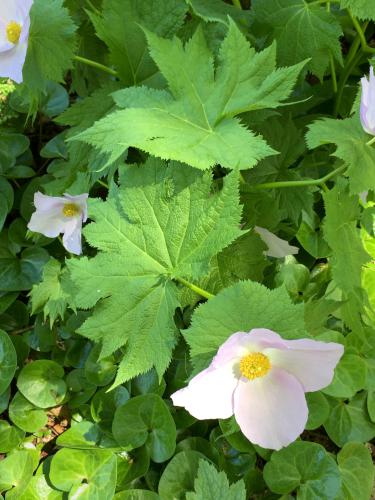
left=340, top=0, right=375, bottom=21
left=29, top=258, right=71, bottom=327
left=251, top=0, right=343, bottom=81
left=306, top=115, right=375, bottom=194
left=74, top=20, right=306, bottom=170
left=186, top=460, right=246, bottom=500
left=89, top=0, right=187, bottom=86
left=23, top=0, right=77, bottom=90
left=66, top=159, right=243, bottom=386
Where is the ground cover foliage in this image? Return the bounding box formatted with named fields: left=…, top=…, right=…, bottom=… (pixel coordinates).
left=0, top=0, right=375, bottom=498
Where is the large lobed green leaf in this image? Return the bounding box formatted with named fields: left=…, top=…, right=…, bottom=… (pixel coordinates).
left=67, top=159, right=243, bottom=386
left=74, top=20, right=306, bottom=170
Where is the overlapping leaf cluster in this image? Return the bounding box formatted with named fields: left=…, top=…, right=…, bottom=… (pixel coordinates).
left=0, top=0, right=374, bottom=498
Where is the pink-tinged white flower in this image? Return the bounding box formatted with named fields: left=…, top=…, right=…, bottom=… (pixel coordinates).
left=171, top=329, right=343, bottom=450
left=360, top=67, right=375, bottom=137
left=254, top=226, right=299, bottom=258
left=0, top=0, right=33, bottom=83
left=28, top=192, right=88, bottom=255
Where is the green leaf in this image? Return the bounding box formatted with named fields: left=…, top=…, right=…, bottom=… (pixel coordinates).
left=84, top=344, right=117, bottom=386
left=337, top=442, right=374, bottom=500
left=0, top=420, right=25, bottom=453
left=0, top=177, right=14, bottom=232
left=75, top=21, right=306, bottom=170
left=186, top=459, right=246, bottom=500
left=23, top=0, right=77, bottom=90
left=56, top=421, right=103, bottom=449
left=184, top=280, right=305, bottom=371
left=263, top=441, right=342, bottom=498
left=306, top=115, right=375, bottom=194
left=323, top=182, right=371, bottom=330
left=340, top=0, right=375, bottom=20
left=29, top=258, right=70, bottom=326
left=9, top=391, right=48, bottom=433
left=324, top=393, right=375, bottom=446
left=0, top=329, right=17, bottom=395
left=158, top=450, right=207, bottom=500
left=323, top=353, right=367, bottom=398
left=49, top=449, right=117, bottom=499
left=187, top=0, right=250, bottom=25
left=67, top=160, right=243, bottom=385
left=251, top=0, right=343, bottom=80
left=18, top=474, right=63, bottom=500
left=0, top=247, right=50, bottom=292
left=91, top=385, right=130, bottom=430
left=0, top=451, right=35, bottom=498
left=90, top=0, right=187, bottom=85
left=115, top=491, right=160, bottom=500
left=112, top=394, right=176, bottom=463
left=17, top=360, right=67, bottom=408
left=305, top=392, right=330, bottom=430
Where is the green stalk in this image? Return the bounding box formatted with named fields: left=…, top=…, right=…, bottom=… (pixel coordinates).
left=73, top=55, right=118, bottom=77
left=367, top=137, right=375, bottom=146
left=231, top=0, right=242, bottom=8
left=175, top=276, right=214, bottom=300
left=241, top=165, right=346, bottom=191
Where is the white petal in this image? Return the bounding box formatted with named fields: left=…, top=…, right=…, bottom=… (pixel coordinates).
left=265, top=338, right=344, bottom=392
left=0, top=42, right=27, bottom=83
left=171, top=364, right=238, bottom=420
left=62, top=219, right=83, bottom=255
left=27, top=209, right=66, bottom=238
left=254, top=226, right=299, bottom=258
left=33, top=192, right=66, bottom=212
left=233, top=367, right=308, bottom=450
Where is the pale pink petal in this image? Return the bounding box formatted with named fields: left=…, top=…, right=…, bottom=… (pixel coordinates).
left=233, top=367, right=308, bottom=450
left=212, top=329, right=286, bottom=368
left=0, top=42, right=27, bottom=83
left=254, top=226, right=299, bottom=258
left=171, top=364, right=237, bottom=420
left=264, top=339, right=344, bottom=392
left=62, top=218, right=83, bottom=255
left=27, top=209, right=66, bottom=238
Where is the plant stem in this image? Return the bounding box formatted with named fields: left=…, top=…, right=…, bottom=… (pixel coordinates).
left=367, top=136, right=375, bottom=146
left=97, top=179, right=109, bottom=189
left=329, top=54, right=338, bottom=93
left=231, top=0, right=242, bottom=8
left=334, top=39, right=362, bottom=117
left=175, top=276, right=214, bottom=300
left=73, top=55, right=118, bottom=77
left=86, top=0, right=100, bottom=15
left=242, top=165, right=346, bottom=191
left=349, top=12, right=375, bottom=54
left=10, top=325, right=34, bottom=335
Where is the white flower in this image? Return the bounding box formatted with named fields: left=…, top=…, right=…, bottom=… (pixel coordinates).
left=360, top=67, right=375, bottom=137
left=254, top=226, right=299, bottom=258
left=0, top=0, right=33, bottom=83
left=28, top=192, right=88, bottom=255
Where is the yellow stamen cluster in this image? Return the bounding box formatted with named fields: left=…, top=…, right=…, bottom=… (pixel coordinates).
left=62, top=203, right=80, bottom=217
left=6, top=21, right=22, bottom=44
left=239, top=352, right=271, bottom=380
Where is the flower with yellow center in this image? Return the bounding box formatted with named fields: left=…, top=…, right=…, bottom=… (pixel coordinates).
left=0, top=0, right=33, bottom=83
left=171, top=329, right=344, bottom=450
left=6, top=21, right=22, bottom=44
left=28, top=192, right=89, bottom=255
